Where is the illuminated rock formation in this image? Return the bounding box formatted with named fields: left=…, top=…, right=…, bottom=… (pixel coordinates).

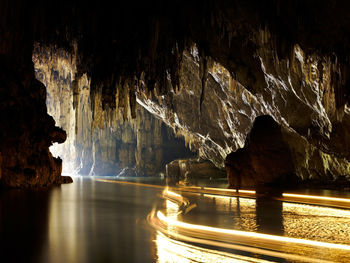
left=33, top=40, right=350, bottom=185
left=33, top=46, right=194, bottom=176
left=139, top=43, right=350, bottom=187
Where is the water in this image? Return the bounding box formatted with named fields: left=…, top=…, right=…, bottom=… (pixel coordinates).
left=0, top=177, right=162, bottom=263
left=1, top=177, right=350, bottom=262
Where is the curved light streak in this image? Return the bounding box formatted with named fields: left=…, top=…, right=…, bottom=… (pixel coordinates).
left=97, top=179, right=350, bottom=261
left=149, top=211, right=334, bottom=263
left=155, top=231, right=273, bottom=263
left=156, top=211, right=350, bottom=251
left=162, top=189, right=189, bottom=207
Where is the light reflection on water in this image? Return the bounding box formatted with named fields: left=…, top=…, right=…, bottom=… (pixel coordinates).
left=202, top=194, right=258, bottom=232
left=43, top=180, right=350, bottom=262
left=45, top=177, right=161, bottom=263
left=1, top=177, right=350, bottom=262
left=47, top=176, right=89, bottom=262
left=283, top=202, right=350, bottom=244
left=153, top=191, right=350, bottom=262
left=195, top=192, right=350, bottom=244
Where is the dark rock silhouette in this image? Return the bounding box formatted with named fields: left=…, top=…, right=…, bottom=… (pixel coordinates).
left=225, top=115, right=296, bottom=188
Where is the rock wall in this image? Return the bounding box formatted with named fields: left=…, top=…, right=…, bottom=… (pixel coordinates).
left=226, top=115, right=350, bottom=189
left=33, top=45, right=194, bottom=176
left=138, top=40, right=350, bottom=185
left=0, top=57, right=69, bottom=188
left=32, top=36, right=350, bottom=185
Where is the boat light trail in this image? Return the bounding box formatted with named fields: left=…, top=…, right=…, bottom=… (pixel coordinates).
left=203, top=187, right=237, bottom=192
left=156, top=211, right=350, bottom=251
left=283, top=193, right=350, bottom=203
left=163, top=189, right=182, bottom=199
left=238, top=189, right=256, bottom=194
left=149, top=211, right=335, bottom=263
left=162, top=189, right=189, bottom=206
left=155, top=231, right=274, bottom=263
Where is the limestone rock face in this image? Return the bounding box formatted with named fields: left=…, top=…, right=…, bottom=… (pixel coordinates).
left=138, top=42, right=350, bottom=185
left=33, top=46, right=194, bottom=177
left=29, top=30, right=350, bottom=185
left=226, top=115, right=350, bottom=188
left=283, top=126, right=350, bottom=184
left=0, top=58, right=68, bottom=188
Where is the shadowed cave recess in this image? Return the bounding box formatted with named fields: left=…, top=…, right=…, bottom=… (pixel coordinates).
left=1, top=0, right=350, bottom=189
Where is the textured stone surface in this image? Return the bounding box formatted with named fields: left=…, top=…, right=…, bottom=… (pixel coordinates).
left=138, top=43, right=350, bottom=185
left=0, top=58, right=68, bottom=188
left=34, top=46, right=195, bottom=176
left=226, top=115, right=350, bottom=188
left=283, top=126, right=350, bottom=183
left=31, top=39, right=350, bottom=186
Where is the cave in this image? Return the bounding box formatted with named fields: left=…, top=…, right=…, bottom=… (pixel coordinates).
left=1, top=1, right=350, bottom=262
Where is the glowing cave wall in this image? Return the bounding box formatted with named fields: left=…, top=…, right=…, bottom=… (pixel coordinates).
left=33, top=45, right=195, bottom=176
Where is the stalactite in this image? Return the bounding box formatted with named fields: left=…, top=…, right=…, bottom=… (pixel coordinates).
left=129, top=81, right=137, bottom=119
left=122, top=81, right=130, bottom=121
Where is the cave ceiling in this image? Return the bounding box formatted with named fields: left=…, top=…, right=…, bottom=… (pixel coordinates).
left=2, top=0, right=350, bottom=109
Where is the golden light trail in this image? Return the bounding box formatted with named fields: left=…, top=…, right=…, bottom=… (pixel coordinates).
left=149, top=211, right=334, bottom=263
left=156, top=211, right=350, bottom=251
left=97, top=178, right=349, bottom=209
left=203, top=193, right=231, bottom=200
left=187, top=186, right=202, bottom=189
left=163, top=189, right=182, bottom=199
left=238, top=189, right=256, bottom=194
left=162, top=189, right=189, bottom=207
left=155, top=231, right=273, bottom=263
left=283, top=193, right=350, bottom=203
left=98, top=178, right=350, bottom=261
left=203, top=187, right=238, bottom=192
left=96, top=178, right=256, bottom=199
left=191, top=186, right=256, bottom=195
left=156, top=229, right=331, bottom=263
